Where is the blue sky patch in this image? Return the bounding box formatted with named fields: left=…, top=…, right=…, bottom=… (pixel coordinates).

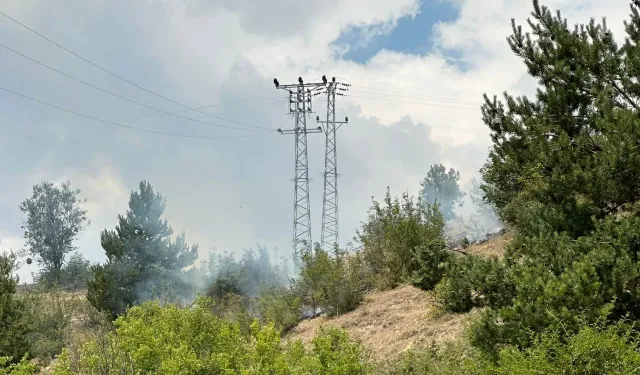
left=333, top=0, right=460, bottom=64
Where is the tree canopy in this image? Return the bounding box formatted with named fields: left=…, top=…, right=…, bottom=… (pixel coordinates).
left=480, top=0, right=640, bottom=237
left=19, top=181, right=88, bottom=279
left=87, top=181, right=198, bottom=318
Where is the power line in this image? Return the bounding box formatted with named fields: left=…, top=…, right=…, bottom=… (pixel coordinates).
left=347, top=94, right=480, bottom=111
left=0, top=131, right=62, bottom=146
left=128, top=97, right=286, bottom=127
left=0, top=95, right=286, bottom=149
left=0, top=98, right=286, bottom=149
left=0, top=10, right=276, bottom=130
left=175, top=94, right=284, bottom=114
left=0, top=42, right=270, bottom=132
left=0, top=86, right=277, bottom=139
left=349, top=88, right=481, bottom=106
left=350, top=84, right=479, bottom=105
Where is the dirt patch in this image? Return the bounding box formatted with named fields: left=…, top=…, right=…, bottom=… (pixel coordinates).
left=466, top=233, right=512, bottom=259
left=285, top=285, right=478, bottom=362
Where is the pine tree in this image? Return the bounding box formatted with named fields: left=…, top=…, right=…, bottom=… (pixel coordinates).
left=0, top=253, right=30, bottom=362
left=420, top=164, right=464, bottom=221
left=87, top=181, right=198, bottom=317
left=481, top=0, right=640, bottom=237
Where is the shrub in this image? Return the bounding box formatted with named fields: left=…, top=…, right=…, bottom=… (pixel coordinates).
left=17, top=289, right=105, bottom=364
left=256, top=285, right=302, bottom=333
left=467, top=214, right=640, bottom=356
left=0, top=356, right=37, bottom=375
left=435, top=255, right=513, bottom=313
left=380, top=340, right=478, bottom=375
left=357, top=188, right=448, bottom=290
left=0, top=253, right=30, bottom=363
left=322, top=247, right=368, bottom=317
left=52, top=299, right=370, bottom=375
left=382, top=320, right=640, bottom=375
left=493, top=321, right=640, bottom=374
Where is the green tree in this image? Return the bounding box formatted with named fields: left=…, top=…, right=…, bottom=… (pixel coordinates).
left=297, top=244, right=333, bottom=316
left=0, top=253, right=30, bottom=363
left=87, top=181, right=198, bottom=318
left=420, top=164, right=464, bottom=221
left=59, top=252, right=91, bottom=292
left=19, top=181, right=88, bottom=282
left=357, top=188, right=449, bottom=290
left=480, top=0, right=640, bottom=237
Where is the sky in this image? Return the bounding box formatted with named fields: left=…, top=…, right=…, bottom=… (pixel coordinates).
left=0, top=0, right=633, bottom=282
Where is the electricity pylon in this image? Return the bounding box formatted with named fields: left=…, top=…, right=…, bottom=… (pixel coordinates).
left=316, top=76, right=349, bottom=250
left=274, top=77, right=325, bottom=255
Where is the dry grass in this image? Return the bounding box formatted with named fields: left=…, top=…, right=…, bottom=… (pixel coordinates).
left=285, top=285, right=479, bottom=362
left=466, top=232, right=512, bottom=259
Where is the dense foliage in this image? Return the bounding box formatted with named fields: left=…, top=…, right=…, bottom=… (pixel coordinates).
left=87, top=181, right=198, bottom=318
left=427, top=0, right=640, bottom=363
left=356, top=188, right=449, bottom=290
left=52, top=300, right=370, bottom=375
left=297, top=244, right=367, bottom=317
left=480, top=0, right=640, bottom=238
left=384, top=321, right=640, bottom=375
left=0, top=254, right=30, bottom=363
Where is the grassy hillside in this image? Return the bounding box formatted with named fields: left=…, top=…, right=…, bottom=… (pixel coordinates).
left=285, top=234, right=511, bottom=362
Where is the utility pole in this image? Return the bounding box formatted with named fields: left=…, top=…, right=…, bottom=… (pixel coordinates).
left=274, top=77, right=325, bottom=255
left=316, top=76, right=349, bottom=250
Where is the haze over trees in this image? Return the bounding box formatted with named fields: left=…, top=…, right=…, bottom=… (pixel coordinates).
left=419, top=164, right=464, bottom=221
left=87, top=181, right=199, bottom=318
left=7, top=1, right=640, bottom=373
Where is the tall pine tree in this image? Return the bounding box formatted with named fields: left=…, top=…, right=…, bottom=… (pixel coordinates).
left=481, top=0, right=640, bottom=237
left=87, top=181, right=198, bottom=318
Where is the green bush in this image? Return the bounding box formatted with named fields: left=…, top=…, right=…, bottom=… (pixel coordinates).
left=435, top=255, right=513, bottom=313
left=357, top=188, right=449, bottom=290
left=0, top=254, right=31, bottom=363
left=322, top=247, right=368, bottom=317
left=466, top=214, right=640, bottom=356
left=256, top=285, right=302, bottom=333
left=17, top=289, right=105, bottom=364
left=380, top=340, right=477, bottom=375
left=52, top=299, right=369, bottom=375
left=492, top=322, right=640, bottom=375
left=296, top=244, right=368, bottom=318
left=0, top=356, right=37, bottom=375
left=382, top=321, right=640, bottom=375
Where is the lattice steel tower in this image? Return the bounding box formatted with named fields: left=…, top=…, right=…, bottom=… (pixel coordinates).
left=274, top=77, right=325, bottom=254
left=316, top=76, right=349, bottom=250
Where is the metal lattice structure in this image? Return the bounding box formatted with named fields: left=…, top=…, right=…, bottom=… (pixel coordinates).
left=274, top=77, right=324, bottom=254
left=317, top=77, right=349, bottom=250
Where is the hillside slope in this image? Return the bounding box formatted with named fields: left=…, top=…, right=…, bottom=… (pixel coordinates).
left=285, top=233, right=511, bottom=361
left=286, top=285, right=477, bottom=361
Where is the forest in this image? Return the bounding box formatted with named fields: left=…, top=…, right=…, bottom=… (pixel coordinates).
left=5, top=0, right=640, bottom=373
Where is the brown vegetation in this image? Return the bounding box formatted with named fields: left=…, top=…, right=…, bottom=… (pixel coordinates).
left=285, top=285, right=480, bottom=362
